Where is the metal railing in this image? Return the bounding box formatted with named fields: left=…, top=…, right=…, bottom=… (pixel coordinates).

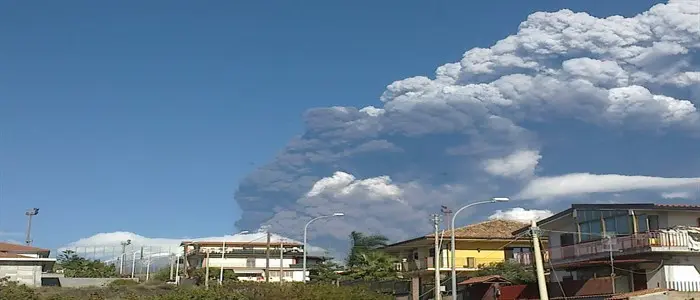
left=548, top=231, right=694, bottom=261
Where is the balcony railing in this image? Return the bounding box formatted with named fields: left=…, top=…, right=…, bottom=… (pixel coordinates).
left=395, top=253, right=547, bottom=272
left=548, top=231, right=695, bottom=262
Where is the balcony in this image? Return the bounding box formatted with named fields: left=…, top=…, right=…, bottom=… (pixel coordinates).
left=548, top=231, right=697, bottom=263
left=394, top=253, right=545, bottom=272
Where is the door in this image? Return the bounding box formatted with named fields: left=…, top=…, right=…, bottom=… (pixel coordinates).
left=632, top=270, right=647, bottom=291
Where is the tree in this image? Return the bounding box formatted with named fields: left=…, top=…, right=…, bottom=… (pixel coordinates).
left=56, top=250, right=118, bottom=278
left=308, top=258, right=343, bottom=284
left=346, top=231, right=389, bottom=268
left=472, top=260, right=536, bottom=284
left=347, top=251, right=398, bottom=281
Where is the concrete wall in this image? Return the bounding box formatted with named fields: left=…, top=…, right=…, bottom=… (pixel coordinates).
left=57, top=277, right=138, bottom=288
left=0, top=264, right=41, bottom=287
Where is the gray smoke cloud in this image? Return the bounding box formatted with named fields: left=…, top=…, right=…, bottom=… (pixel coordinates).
left=235, top=0, right=700, bottom=255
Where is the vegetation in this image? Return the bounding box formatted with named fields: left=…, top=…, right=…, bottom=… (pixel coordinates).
left=190, top=267, right=239, bottom=285
left=345, top=251, right=398, bottom=281
left=345, top=231, right=389, bottom=268
left=55, top=250, right=118, bottom=278
left=308, top=258, right=342, bottom=284
left=1, top=281, right=393, bottom=300
left=473, top=260, right=536, bottom=284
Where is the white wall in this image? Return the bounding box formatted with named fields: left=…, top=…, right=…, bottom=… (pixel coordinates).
left=0, top=264, right=42, bottom=287
left=205, top=258, right=296, bottom=269
left=664, top=212, right=700, bottom=228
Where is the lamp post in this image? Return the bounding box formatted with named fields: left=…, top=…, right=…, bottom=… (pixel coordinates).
left=302, top=212, right=344, bottom=283
left=119, top=239, right=132, bottom=276
left=450, top=198, right=509, bottom=298
left=220, top=230, right=250, bottom=285
left=24, top=208, right=39, bottom=246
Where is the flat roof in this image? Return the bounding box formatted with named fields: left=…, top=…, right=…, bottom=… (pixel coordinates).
left=512, top=203, right=700, bottom=235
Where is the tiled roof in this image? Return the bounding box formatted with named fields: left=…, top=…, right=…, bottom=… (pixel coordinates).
left=655, top=204, right=700, bottom=209
left=0, top=252, right=32, bottom=259
left=459, top=275, right=510, bottom=285
left=429, top=219, right=528, bottom=239
left=607, top=288, right=670, bottom=300
left=0, top=242, right=49, bottom=252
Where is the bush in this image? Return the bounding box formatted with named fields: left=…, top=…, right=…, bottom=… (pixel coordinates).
left=107, top=279, right=140, bottom=287
left=2, top=280, right=392, bottom=300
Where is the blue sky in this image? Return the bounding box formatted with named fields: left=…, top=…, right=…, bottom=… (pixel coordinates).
left=2, top=0, right=698, bottom=254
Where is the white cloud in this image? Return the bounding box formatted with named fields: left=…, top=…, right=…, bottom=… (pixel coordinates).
left=483, top=149, right=542, bottom=179
left=489, top=208, right=553, bottom=223
left=661, top=191, right=694, bottom=199
left=306, top=171, right=403, bottom=202
left=517, top=173, right=700, bottom=200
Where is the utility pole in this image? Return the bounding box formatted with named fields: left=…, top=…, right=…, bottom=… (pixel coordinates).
left=432, top=213, right=442, bottom=300
left=219, top=241, right=226, bottom=285
left=205, top=251, right=210, bottom=289
left=606, top=234, right=616, bottom=294
left=265, top=230, right=271, bottom=283
left=531, top=220, right=549, bottom=300
left=279, top=239, right=284, bottom=283
left=169, top=254, right=175, bottom=281
left=24, top=208, right=39, bottom=246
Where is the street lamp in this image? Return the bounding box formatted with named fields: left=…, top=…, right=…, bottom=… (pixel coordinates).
left=450, top=197, right=509, bottom=298
left=119, top=239, right=132, bottom=276
left=24, top=208, right=39, bottom=246
left=302, top=212, right=344, bottom=283
left=219, top=230, right=251, bottom=284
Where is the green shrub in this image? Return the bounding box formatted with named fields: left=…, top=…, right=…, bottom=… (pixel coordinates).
left=25, top=281, right=393, bottom=300
left=0, top=280, right=39, bottom=300
left=107, top=279, right=140, bottom=287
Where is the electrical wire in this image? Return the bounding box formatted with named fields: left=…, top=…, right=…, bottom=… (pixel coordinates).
left=541, top=238, right=567, bottom=300
left=417, top=231, right=529, bottom=299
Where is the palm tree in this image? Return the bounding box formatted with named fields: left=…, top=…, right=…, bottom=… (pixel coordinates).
left=349, top=251, right=398, bottom=281
left=346, top=231, right=389, bottom=268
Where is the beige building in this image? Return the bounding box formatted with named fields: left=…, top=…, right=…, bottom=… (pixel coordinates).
left=0, top=242, right=56, bottom=287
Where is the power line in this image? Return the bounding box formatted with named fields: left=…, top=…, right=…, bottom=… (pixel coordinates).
left=418, top=231, right=529, bottom=299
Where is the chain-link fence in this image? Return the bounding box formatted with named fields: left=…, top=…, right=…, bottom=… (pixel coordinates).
left=52, top=245, right=180, bottom=277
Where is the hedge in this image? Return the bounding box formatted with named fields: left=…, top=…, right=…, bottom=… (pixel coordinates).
left=1, top=281, right=393, bottom=300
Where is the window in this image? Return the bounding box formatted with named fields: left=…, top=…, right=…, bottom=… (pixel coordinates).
left=246, top=258, right=256, bottom=268
left=465, top=257, right=476, bottom=268
left=637, top=215, right=648, bottom=232
left=560, top=233, right=575, bottom=246
left=580, top=222, right=592, bottom=241
left=429, top=248, right=435, bottom=257
left=648, top=215, right=659, bottom=230
left=616, top=215, right=630, bottom=234
left=589, top=221, right=602, bottom=239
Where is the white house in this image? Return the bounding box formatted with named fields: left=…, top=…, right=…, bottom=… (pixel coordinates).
left=181, top=240, right=324, bottom=282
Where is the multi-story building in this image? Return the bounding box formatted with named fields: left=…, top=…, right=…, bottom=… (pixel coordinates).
left=181, top=240, right=324, bottom=282
left=381, top=219, right=543, bottom=298
left=513, top=203, right=700, bottom=293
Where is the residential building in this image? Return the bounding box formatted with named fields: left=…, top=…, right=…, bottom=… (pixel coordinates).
left=513, top=203, right=700, bottom=293
left=381, top=219, right=544, bottom=298
left=181, top=240, right=324, bottom=282
left=0, top=242, right=56, bottom=287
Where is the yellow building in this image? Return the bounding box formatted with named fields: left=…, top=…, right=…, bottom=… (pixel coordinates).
left=380, top=219, right=545, bottom=297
